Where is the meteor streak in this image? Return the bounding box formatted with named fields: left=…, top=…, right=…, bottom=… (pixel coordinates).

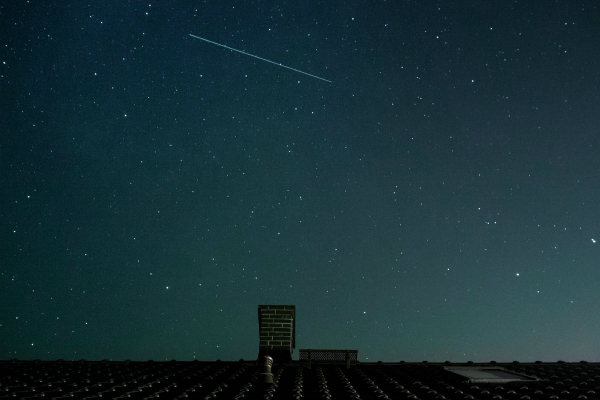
left=189, top=34, right=332, bottom=83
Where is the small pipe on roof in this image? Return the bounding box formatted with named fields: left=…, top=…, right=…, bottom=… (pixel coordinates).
left=261, top=356, right=274, bottom=384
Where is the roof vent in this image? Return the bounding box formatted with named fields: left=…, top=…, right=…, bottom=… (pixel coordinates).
left=260, top=356, right=274, bottom=384
left=257, top=305, right=295, bottom=363
left=299, top=349, right=358, bottom=369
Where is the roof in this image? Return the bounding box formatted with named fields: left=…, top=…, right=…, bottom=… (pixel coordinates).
left=1, top=359, right=599, bottom=399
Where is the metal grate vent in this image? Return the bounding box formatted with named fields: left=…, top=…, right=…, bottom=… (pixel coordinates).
left=299, top=349, right=358, bottom=362
left=299, top=349, right=358, bottom=369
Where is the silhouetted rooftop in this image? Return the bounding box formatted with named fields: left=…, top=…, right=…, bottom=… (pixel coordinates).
left=2, top=359, right=599, bottom=399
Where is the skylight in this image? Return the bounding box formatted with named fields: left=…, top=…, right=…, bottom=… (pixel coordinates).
left=444, top=367, right=538, bottom=383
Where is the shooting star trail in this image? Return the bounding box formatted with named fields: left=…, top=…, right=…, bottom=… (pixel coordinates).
left=189, top=34, right=332, bottom=83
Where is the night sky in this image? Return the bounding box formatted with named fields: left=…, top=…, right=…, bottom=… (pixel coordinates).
left=2, top=1, right=600, bottom=363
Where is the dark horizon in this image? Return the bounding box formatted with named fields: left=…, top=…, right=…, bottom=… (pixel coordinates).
left=1, top=1, right=599, bottom=363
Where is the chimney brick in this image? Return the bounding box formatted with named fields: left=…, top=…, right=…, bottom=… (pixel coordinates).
left=258, top=305, right=295, bottom=362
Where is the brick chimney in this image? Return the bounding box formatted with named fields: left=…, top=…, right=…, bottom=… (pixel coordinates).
left=257, top=305, right=295, bottom=363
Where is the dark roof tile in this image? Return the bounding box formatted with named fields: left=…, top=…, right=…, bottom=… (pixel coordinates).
left=2, top=360, right=600, bottom=399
